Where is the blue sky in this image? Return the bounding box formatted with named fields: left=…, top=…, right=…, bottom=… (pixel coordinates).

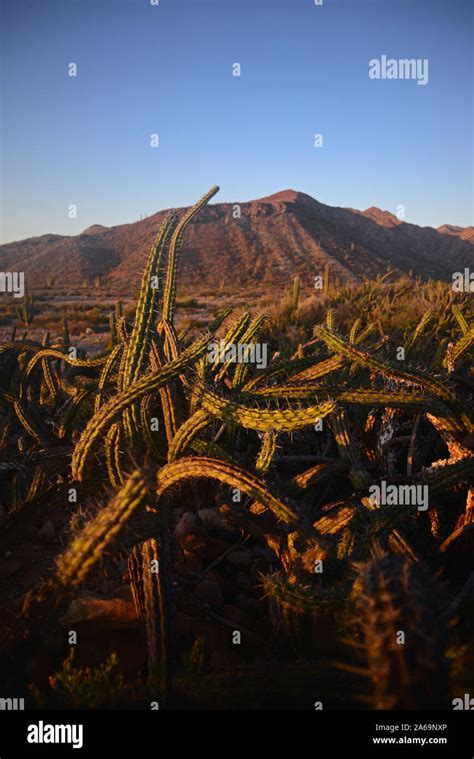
left=0, top=0, right=472, bottom=242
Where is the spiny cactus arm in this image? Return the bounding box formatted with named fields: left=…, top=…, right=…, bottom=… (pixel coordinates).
left=288, top=354, right=345, bottom=383
left=255, top=430, right=278, bottom=473
left=121, top=213, right=178, bottom=388
left=162, top=186, right=219, bottom=323
left=94, top=343, right=122, bottom=412
left=167, top=408, right=210, bottom=462
left=200, top=386, right=336, bottom=432
left=158, top=318, right=181, bottom=364
left=352, top=553, right=448, bottom=708
left=59, top=388, right=94, bottom=439
left=55, top=470, right=149, bottom=593
left=329, top=408, right=370, bottom=489
left=155, top=456, right=309, bottom=533
left=360, top=495, right=420, bottom=562
left=242, top=355, right=320, bottom=391
left=149, top=332, right=181, bottom=445
left=338, top=388, right=446, bottom=408
left=190, top=438, right=237, bottom=462
left=72, top=333, right=210, bottom=480
left=314, top=326, right=457, bottom=402
left=349, top=317, right=361, bottom=345
left=405, top=308, right=435, bottom=355
left=420, top=455, right=474, bottom=490
left=26, top=465, right=46, bottom=502
left=451, top=304, right=470, bottom=336
left=40, top=356, right=58, bottom=400
left=294, top=459, right=349, bottom=489
left=326, top=308, right=335, bottom=331
left=208, top=312, right=251, bottom=376
left=229, top=314, right=268, bottom=388
left=13, top=399, right=47, bottom=444
left=262, top=573, right=345, bottom=616
left=244, top=383, right=334, bottom=400
left=105, top=423, right=125, bottom=490
left=445, top=327, right=474, bottom=367
left=208, top=305, right=233, bottom=333
left=21, top=349, right=108, bottom=400
left=313, top=502, right=356, bottom=534
left=140, top=396, right=165, bottom=457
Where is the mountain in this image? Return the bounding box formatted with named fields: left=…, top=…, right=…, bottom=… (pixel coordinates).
left=1, top=190, right=472, bottom=291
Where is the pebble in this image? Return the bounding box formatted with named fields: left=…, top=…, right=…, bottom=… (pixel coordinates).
left=174, top=512, right=204, bottom=546
left=198, top=508, right=233, bottom=534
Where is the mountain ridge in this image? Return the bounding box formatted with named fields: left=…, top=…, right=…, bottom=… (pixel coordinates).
left=0, top=190, right=472, bottom=290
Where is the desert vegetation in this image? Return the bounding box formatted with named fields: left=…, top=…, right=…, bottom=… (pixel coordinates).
left=0, top=188, right=473, bottom=709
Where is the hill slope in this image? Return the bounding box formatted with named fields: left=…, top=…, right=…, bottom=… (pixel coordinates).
left=1, top=190, right=472, bottom=290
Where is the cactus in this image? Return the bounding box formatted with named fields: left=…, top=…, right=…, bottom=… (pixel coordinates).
left=263, top=572, right=345, bottom=619
left=129, top=532, right=176, bottom=698
left=15, top=289, right=36, bottom=326
left=199, top=386, right=336, bottom=433
left=291, top=275, right=300, bottom=311
left=255, top=430, right=277, bottom=473
left=162, top=186, right=219, bottom=324
left=351, top=550, right=449, bottom=709
left=323, top=262, right=330, bottom=294
left=72, top=333, right=210, bottom=479
left=155, top=456, right=315, bottom=542
left=55, top=470, right=149, bottom=594
left=121, top=213, right=178, bottom=390
left=0, top=187, right=472, bottom=709
left=62, top=317, right=70, bottom=352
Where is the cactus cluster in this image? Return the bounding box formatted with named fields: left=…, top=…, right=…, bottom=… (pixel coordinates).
left=0, top=187, right=472, bottom=707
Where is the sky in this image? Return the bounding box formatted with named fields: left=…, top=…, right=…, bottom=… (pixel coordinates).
left=0, top=0, right=472, bottom=243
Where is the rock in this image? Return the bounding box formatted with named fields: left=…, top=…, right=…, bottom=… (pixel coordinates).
left=195, top=580, right=224, bottom=609
left=180, top=533, right=208, bottom=558
left=60, top=597, right=139, bottom=630
left=177, top=552, right=203, bottom=576
left=209, top=649, right=241, bottom=669
left=226, top=549, right=253, bottom=568
left=198, top=508, right=233, bottom=534
left=38, top=519, right=55, bottom=542
left=174, top=512, right=204, bottom=546
left=0, top=559, right=22, bottom=579
left=201, top=537, right=233, bottom=563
